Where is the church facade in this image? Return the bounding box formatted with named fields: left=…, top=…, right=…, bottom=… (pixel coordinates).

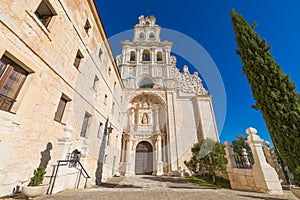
left=0, top=1, right=219, bottom=196
left=117, top=15, right=219, bottom=176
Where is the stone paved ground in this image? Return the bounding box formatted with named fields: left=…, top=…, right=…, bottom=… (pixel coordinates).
left=2, top=176, right=298, bottom=200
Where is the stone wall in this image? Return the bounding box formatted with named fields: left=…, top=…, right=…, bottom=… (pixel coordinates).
left=0, top=0, right=123, bottom=196
left=225, top=127, right=282, bottom=194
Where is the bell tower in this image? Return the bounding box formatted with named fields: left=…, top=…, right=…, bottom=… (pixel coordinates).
left=133, top=15, right=161, bottom=42
left=116, top=15, right=173, bottom=89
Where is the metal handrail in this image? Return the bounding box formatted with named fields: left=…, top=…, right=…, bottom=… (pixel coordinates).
left=47, top=159, right=90, bottom=195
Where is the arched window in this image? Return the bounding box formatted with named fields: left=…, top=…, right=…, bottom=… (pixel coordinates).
left=130, top=51, right=136, bottom=61
left=140, top=32, right=145, bottom=39
left=157, top=52, right=163, bottom=61
left=149, top=32, right=155, bottom=39
left=139, top=77, right=154, bottom=88
left=142, top=50, right=151, bottom=61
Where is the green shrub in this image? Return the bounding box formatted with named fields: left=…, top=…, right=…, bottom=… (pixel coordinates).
left=29, top=167, right=46, bottom=186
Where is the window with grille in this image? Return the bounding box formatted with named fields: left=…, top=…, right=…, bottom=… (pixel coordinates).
left=0, top=55, right=28, bottom=112
left=80, top=112, right=92, bottom=138
left=35, top=0, right=56, bottom=28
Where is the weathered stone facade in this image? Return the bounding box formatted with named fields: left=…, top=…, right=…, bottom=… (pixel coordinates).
left=0, top=0, right=122, bottom=196
left=0, top=2, right=219, bottom=197
left=118, top=15, right=219, bottom=176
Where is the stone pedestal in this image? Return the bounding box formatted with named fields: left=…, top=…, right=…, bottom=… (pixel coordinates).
left=125, top=162, right=135, bottom=176
left=246, top=127, right=283, bottom=194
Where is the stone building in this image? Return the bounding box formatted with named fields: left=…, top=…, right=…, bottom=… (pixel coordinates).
left=0, top=1, right=219, bottom=197
left=0, top=0, right=123, bottom=196
left=117, top=15, right=219, bottom=176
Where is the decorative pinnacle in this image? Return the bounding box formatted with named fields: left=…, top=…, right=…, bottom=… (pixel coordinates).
left=246, top=127, right=257, bottom=135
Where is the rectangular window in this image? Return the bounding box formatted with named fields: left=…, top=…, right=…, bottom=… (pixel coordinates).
left=0, top=55, right=28, bottom=112
left=73, top=50, right=83, bottom=69
left=80, top=112, right=92, bottom=138
left=98, top=47, right=103, bottom=60
left=84, top=19, right=91, bottom=33
left=35, top=0, right=56, bottom=28
left=54, top=95, right=69, bottom=122
left=93, top=75, right=99, bottom=91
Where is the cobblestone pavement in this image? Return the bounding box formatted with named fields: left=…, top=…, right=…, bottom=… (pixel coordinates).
left=3, top=176, right=298, bottom=200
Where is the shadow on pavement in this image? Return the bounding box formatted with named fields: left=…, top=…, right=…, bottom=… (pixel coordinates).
left=169, top=186, right=204, bottom=189
left=141, top=176, right=189, bottom=184
left=238, top=194, right=290, bottom=200
left=94, top=182, right=142, bottom=189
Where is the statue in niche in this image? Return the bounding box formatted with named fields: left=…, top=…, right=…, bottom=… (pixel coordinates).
left=141, top=113, right=149, bottom=124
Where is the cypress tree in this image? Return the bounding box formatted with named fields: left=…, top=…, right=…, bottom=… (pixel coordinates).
left=230, top=9, right=300, bottom=173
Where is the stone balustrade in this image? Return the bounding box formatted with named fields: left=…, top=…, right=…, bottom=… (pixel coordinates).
left=225, top=127, right=283, bottom=194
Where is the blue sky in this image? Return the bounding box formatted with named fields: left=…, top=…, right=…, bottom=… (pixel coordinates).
left=95, top=0, right=300, bottom=145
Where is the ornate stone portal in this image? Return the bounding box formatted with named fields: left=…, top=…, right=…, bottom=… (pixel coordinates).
left=118, top=15, right=219, bottom=176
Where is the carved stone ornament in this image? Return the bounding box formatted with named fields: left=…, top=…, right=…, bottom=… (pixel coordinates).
left=173, top=65, right=208, bottom=95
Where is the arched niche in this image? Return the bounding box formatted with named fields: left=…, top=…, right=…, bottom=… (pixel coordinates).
left=138, top=77, right=154, bottom=88
left=142, top=49, right=151, bottom=61
left=149, top=32, right=155, bottom=39
left=130, top=51, right=136, bottom=61
left=157, top=51, right=163, bottom=61
left=140, top=32, right=145, bottom=39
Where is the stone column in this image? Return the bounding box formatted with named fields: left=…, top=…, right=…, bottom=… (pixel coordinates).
left=156, top=135, right=163, bottom=176
left=154, top=105, right=159, bottom=132
left=166, top=91, right=178, bottom=171
left=122, top=49, right=126, bottom=64
left=134, top=106, right=139, bottom=131
left=125, top=139, right=134, bottom=176
left=122, top=137, right=126, bottom=162
left=127, top=109, right=132, bottom=131
left=151, top=48, right=155, bottom=64
left=165, top=49, right=170, bottom=64
left=246, top=127, right=283, bottom=194
left=136, top=48, right=140, bottom=65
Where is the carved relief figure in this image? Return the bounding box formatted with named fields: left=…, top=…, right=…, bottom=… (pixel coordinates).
left=141, top=113, right=149, bottom=124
